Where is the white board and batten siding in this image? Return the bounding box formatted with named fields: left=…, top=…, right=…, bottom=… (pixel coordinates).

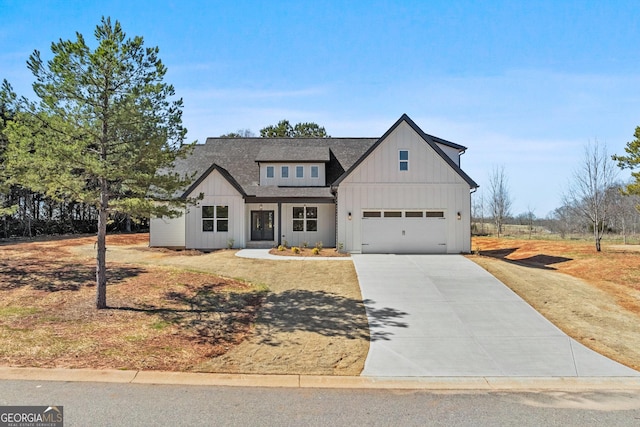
left=336, top=121, right=472, bottom=254
left=280, top=203, right=336, bottom=248
left=184, top=169, right=244, bottom=250
left=150, top=208, right=186, bottom=248
left=260, top=163, right=326, bottom=187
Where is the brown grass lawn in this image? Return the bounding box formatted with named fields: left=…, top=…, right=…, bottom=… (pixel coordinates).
left=470, top=237, right=640, bottom=372
left=1, top=233, right=639, bottom=375
left=0, top=234, right=368, bottom=375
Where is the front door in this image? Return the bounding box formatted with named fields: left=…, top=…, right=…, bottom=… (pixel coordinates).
left=251, top=210, right=274, bottom=241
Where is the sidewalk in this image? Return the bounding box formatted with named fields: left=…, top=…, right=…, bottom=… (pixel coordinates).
left=235, top=249, right=352, bottom=261
left=2, top=367, right=640, bottom=390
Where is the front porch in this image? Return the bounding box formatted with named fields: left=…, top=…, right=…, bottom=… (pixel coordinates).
left=244, top=201, right=336, bottom=249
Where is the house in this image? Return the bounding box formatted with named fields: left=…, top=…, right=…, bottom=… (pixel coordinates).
left=150, top=114, right=478, bottom=253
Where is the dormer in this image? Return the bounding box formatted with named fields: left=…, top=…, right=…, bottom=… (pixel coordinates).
left=256, top=146, right=329, bottom=187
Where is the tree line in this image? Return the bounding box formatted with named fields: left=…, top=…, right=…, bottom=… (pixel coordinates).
left=474, top=140, right=640, bottom=250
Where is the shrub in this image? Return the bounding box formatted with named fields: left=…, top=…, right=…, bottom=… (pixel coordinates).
left=312, top=247, right=320, bottom=255
left=302, top=241, right=309, bottom=248
left=291, top=246, right=300, bottom=254
left=227, top=238, right=234, bottom=249
left=314, top=241, right=323, bottom=250
left=277, top=245, right=285, bottom=251
left=337, top=242, right=344, bottom=253
left=283, top=240, right=289, bottom=248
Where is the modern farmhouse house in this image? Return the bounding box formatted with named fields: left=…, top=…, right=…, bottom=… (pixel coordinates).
left=150, top=114, right=478, bottom=253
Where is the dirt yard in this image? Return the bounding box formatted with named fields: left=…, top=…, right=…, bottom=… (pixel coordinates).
left=470, top=237, right=640, bottom=372
left=1, top=233, right=638, bottom=374
left=0, top=234, right=368, bottom=375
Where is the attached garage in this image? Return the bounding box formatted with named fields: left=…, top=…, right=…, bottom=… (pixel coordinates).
left=361, top=210, right=448, bottom=253
left=334, top=115, right=478, bottom=254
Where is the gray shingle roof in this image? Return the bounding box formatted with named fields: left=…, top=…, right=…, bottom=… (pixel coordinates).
left=169, top=115, right=477, bottom=199
left=171, top=137, right=378, bottom=198
left=255, top=146, right=330, bottom=162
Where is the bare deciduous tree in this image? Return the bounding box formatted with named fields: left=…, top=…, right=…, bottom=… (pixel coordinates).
left=472, top=190, right=486, bottom=235
left=608, top=181, right=640, bottom=244
left=563, top=141, right=617, bottom=252
left=488, top=165, right=512, bottom=237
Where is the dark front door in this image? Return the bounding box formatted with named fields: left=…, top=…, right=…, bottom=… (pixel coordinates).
left=251, top=210, right=274, bottom=241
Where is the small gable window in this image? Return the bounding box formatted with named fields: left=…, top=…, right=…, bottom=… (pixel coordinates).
left=281, top=166, right=289, bottom=178
left=266, top=166, right=274, bottom=178
left=399, top=150, right=409, bottom=171
left=311, top=165, right=319, bottom=178
left=296, top=165, right=304, bottom=178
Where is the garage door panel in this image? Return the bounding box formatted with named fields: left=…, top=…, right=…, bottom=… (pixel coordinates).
left=362, top=216, right=447, bottom=254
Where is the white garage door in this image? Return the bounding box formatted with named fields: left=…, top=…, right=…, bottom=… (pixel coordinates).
left=361, top=210, right=447, bottom=254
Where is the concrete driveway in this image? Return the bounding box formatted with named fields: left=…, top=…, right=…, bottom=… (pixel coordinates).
left=352, top=254, right=639, bottom=377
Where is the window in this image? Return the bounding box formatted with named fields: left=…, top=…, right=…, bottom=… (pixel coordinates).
left=405, top=211, right=424, bottom=218
left=281, top=166, right=289, bottom=178
left=202, top=205, right=229, bottom=232
left=216, top=205, right=229, bottom=231
left=296, top=165, right=304, bottom=178
left=362, top=211, right=381, bottom=218
left=292, top=206, right=318, bottom=232
left=425, top=211, right=445, bottom=218
left=202, top=206, right=214, bottom=232
left=311, top=165, right=319, bottom=178
left=384, top=211, right=402, bottom=218
left=399, top=150, right=409, bottom=171
left=266, top=166, right=274, bottom=178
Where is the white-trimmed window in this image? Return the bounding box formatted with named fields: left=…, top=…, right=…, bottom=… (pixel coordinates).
left=293, top=206, right=318, bottom=232
left=266, top=166, right=275, bottom=178
left=296, top=165, right=304, bottom=178
left=399, top=150, right=409, bottom=171
left=202, top=205, right=229, bottom=232
left=281, top=166, right=289, bottom=178
left=311, top=165, right=319, bottom=178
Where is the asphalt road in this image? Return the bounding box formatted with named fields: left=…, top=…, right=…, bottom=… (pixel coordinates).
left=2, top=380, right=640, bottom=426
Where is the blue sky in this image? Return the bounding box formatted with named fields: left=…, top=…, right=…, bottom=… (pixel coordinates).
left=2, top=0, right=640, bottom=216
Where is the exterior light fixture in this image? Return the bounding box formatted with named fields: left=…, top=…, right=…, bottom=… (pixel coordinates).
left=348, top=212, right=352, bottom=220
left=457, top=212, right=461, bottom=220
left=259, top=204, right=263, bottom=210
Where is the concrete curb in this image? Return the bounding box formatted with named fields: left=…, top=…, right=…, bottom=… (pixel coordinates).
left=2, top=367, right=640, bottom=390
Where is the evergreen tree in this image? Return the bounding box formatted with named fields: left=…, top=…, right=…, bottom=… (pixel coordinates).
left=4, top=17, right=192, bottom=308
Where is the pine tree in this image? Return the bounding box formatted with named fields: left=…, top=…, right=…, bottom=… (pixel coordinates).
left=5, top=17, right=193, bottom=308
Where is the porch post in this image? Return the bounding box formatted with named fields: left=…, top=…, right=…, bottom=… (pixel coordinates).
left=277, top=202, right=282, bottom=246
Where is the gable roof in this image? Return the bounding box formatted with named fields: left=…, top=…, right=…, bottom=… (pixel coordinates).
left=170, top=114, right=478, bottom=199
left=332, top=114, right=479, bottom=188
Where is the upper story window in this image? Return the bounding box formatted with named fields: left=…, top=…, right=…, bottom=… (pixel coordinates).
left=311, top=165, right=319, bottom=178
left=266, top=166, right=275, bottom=178
left=399, top=150, right=409, bottom=171
left=296, top=165, right=304, bottom=178
left=281, top=166, right=289, bottom=178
